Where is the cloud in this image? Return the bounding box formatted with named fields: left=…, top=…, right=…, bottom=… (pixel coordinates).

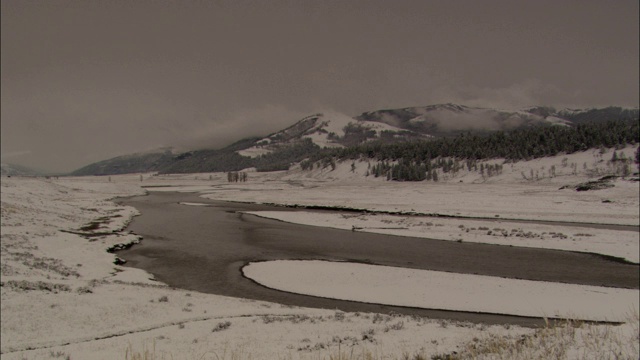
left=0, top=150, right=32, bottom=160
left=178, top=104, right=309, bottom=149
left=448, top=79, right=576, bottom=110
left=430, top=110, right=504, bottom=132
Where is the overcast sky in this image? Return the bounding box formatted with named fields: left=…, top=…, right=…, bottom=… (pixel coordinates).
left=2, top=0, right=638, bottom=173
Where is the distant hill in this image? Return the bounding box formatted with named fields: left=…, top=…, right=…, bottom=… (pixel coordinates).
left=236, top=111, right=427, bottom=158
left=555, top=107, right=639, bottom=125
left=302, top=118, right=639, bottom=181
left=70, top=149, right=175, bottom=176
left=70, top=104, right=639, bottom=176
left=72, top=112, right=428, bottom=175
left=356, top=104, right=638, bottom=136
left=1, top=163, right=43, bottom=176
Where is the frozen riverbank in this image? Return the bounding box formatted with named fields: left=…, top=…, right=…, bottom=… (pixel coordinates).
left=240, top=209, right=639, bottom=263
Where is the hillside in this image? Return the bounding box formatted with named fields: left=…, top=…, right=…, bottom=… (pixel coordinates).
left=0, top=163, right=43, bottom=177
left=556, top=107, right=639, bottom=124
left=356, top=104, right=638, bottom=136
left=238, top=111, right=427, bottom=158
left=70, top=149, right=175, bottom=176
left=69, top=105, right=639, bottom=176
left=299, top=118, right=639, bottom=181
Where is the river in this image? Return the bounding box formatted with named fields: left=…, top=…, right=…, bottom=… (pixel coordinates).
left=117, top=191, right=639, bottom=326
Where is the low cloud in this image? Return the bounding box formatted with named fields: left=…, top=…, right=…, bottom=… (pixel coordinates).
left=449, top=79, right=576, bottom=111
left=0, top=150, right=32, bottom=160
left=176, top=104, right=309, bottom=150
left=430, top=110, right=504, bottom=132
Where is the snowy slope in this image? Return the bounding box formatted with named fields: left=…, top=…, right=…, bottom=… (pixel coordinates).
left=238, top=111, right=426, bottom=157
left=356, top=103, right=577, bottom=134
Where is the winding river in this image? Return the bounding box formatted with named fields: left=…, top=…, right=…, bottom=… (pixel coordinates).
left=117, top=192, right=639, bottom=326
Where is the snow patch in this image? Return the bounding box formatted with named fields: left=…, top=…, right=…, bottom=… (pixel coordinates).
left=243, top=260, right=638, bottom=322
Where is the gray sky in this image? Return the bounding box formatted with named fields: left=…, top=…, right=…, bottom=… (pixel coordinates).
left=2, top=0, right=638, bottom=173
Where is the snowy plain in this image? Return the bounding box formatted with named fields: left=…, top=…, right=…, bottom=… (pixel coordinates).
left=1, top=145, right=639, bottom=359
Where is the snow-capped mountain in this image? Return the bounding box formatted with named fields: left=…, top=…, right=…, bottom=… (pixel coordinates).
left=69, top=104, right=638, bottom=175
left=237, top=104, right=638, bottom=160
left=356, top=104, right=638, bottom=136
left=238, top=111, right=427, bottom=158
left=356, top=104, right=552, bottom=136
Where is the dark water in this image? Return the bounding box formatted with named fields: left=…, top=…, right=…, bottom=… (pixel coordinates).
left=117, top=192, right=639, bottom=326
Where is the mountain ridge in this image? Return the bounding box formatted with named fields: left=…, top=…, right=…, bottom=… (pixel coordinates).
left=0, top=163, right=44, bottom=177
left=69, top=104, right=639, bottom=176
left=355, top=104, right=638, bottom=136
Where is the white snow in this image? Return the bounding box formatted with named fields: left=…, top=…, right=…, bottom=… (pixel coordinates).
left=237, top=146, right=273, bottom=158
left=314, top=111, right=358, bottom=135
left=200, top=145, right=640, bottom=226
left=179, top=202, right=210, bottom=206
left=237, top=111, right=423, bottom=154
left=243, top=260, right=639, bottom=322
left=301, top=111, right=417, bottom=148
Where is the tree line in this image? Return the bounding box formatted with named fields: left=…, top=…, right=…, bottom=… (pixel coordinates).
left=302, top=119, right=639, bottom=181
left=159, top=138, right=321, bottom=174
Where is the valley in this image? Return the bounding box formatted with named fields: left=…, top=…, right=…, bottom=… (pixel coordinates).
left=2, top=143, right=638, bottom=359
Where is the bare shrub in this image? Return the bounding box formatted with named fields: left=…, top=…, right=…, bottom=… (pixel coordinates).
left=76, top=286, right=93, bottom=294
left=361, top=328, right=375, bottom=342
left=384, top=321, right=405, bottom=332
left=438, top=313, right=639, bottom=360
left=2, top=280, right=70, bottom=293
left=212, top=321, right=231, bottom=332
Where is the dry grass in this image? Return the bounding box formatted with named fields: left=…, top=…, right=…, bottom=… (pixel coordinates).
left=125, top=341, right=158, bottom=360
left=442, top=311, right=640, bottom=360
left=122, top=311, right=639, bottom=360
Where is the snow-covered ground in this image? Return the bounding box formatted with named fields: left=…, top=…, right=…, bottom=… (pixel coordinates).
left=243, top=260, right=638, bottom=322
left=196, top=161, right=639, bottom=227
left=0, top=177, right=533, bottom=359
left=1, top=145, right=639, bottom=358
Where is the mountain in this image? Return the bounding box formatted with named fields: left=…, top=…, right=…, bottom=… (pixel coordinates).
left=237, top=111, right=427, bottom=159
left=70, top=148, right=175, bottom=176
left=1, top=163, right=43, bottom=176
left=355, top=104, right=638, bottom=136
left=70, top=104, right=639, bottom=175
left=356, top=104, right=584, bottom=136
left=555, top=107, right=639, bottom=124
left=153, top=112, right=429, bottom=174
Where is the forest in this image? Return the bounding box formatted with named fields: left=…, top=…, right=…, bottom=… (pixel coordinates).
left=301, top=119, right=639, bottom=181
